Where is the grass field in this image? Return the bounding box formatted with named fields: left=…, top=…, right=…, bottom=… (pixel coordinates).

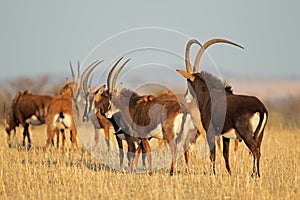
left=0, top=119, right=299, bottom=200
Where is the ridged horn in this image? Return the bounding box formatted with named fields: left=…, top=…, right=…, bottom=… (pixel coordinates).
left=69, top=62, right=75, bottom=82
left=107, top=57, right=123, bottom=92
left=74, top=61, right=81, bottom=101
left=111, top=58, right=131, bottom=92
left=185, top=39, right=202, bottom=74
left=81, top=60, right=104, bottom=95
left=193, top=39, right=244, bottom=73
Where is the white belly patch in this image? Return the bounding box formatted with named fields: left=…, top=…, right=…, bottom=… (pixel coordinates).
left=26, top=115, right=43, bottom=125
left=150, top=123, right=164, bottom=139
left=223, top=128, right=241, bottom=140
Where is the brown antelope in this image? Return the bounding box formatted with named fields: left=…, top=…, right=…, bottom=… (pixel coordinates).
left=4, top=90, right=53, bottom=149
left=3, top=62, right=82, bottom=150
left=43, top=91, right=78, bottom=152
left=102, top=58, right=199, bottom=176
left=177, top=38, right=268, bottom=177
left=2, top=103, right=17, bottom=148
left=81, top=58, right=200, bottom=174
left=81, top=60, right=139, bottom=171
left=42, top=61, right=89, bottom=153
left=185, top=39, right=240, bottom=156
left=82, top=60, right=150, bottom=170
left=80, top=62, right=112, bottom=152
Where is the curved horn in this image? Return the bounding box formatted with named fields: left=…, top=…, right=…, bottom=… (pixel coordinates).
left=107, top=57, right=123, bottom=92
left=88, top=74, right=94, bottom=88
left=77, top=61, right=81, bottom=85
left=69, top=62, right=75, bottom=82
left=185, top=39, right=202, bottom=74
left=193, top=39, right=244, bottom=73
left=74, top=61, right=81, bottom=100
left=81, top=60, right=104, bottom=94
left=111, top=58, right=131, bottom=92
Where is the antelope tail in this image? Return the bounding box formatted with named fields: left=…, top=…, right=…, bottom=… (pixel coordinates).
left=253, top=112, right=268, bottom=140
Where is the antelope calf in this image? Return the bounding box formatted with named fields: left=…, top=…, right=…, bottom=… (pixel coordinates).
left=44, top=93, right=78, bottom=152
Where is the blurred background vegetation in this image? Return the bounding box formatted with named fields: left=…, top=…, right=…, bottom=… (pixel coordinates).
left=0, top=75, right=299, bottom=130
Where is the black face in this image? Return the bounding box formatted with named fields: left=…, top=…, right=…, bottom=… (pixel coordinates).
left=96, top=91, right=110, bottom=116
left=184, top=73, right=211, bottom=105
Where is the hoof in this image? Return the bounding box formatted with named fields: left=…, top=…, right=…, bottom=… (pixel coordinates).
left=27, top=144, right=32, bottom=151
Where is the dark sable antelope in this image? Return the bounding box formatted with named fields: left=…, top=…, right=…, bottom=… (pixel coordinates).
left=177, top=38, right=268, bottom=177
left=4, top=90, right=53, bottom=149
left=184, top=39, right=240, bottom=156
left=81, top=59, right=146, bottom=171
left=102, top=58, right=198, bottom=176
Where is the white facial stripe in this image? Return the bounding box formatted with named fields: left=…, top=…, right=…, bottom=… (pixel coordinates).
left=105, top=107, right=119, bottom=118
left=184, top=89, right=193, bottom=103
left=105, top=100, right=120, bottom=118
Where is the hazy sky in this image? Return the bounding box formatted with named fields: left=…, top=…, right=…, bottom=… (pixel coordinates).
left=1, top=0, right=299, bottom=83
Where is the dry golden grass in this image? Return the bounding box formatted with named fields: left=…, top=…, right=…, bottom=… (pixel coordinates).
left=0, top=122, right=299, bottom=200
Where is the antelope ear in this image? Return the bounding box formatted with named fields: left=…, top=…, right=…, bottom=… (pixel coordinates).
left=95, top=85, right=105, bottom=102
left=66, top=77, right=70, bottom=84
left=97, top=85, right=106, bottom=95
left=116, top=83, right=123, bottom=94
left=176, top=70, right=195, bottom=81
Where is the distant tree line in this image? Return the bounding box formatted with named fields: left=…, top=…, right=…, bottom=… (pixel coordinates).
left=0, top=74, right=299, bottom=129
left=0, top=75, right=65, bottom=119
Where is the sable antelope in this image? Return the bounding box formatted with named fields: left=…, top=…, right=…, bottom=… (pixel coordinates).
left=44, top=92, right=78, bottom=152
left=62, top=61, right=82, bottom=114
left=81, top=60, right=149, bottom=169
left=185, top=39, right=240, bottom=155
left=102, top=57, right=198, bottom=175
left=43, top=62, right=86, bottom=153
left=80, top=61, right=113, bottom=152
left=2, top=102, right=17, bottom=147
left=177, top=38, right=268, bottom=177
left=81, top=59, right=142, bottom=171
left=4, top=62, right=81, bottom=150
left=81, top=58, right=200, bottom=174
left=4, top=90, right=53, bottom=149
